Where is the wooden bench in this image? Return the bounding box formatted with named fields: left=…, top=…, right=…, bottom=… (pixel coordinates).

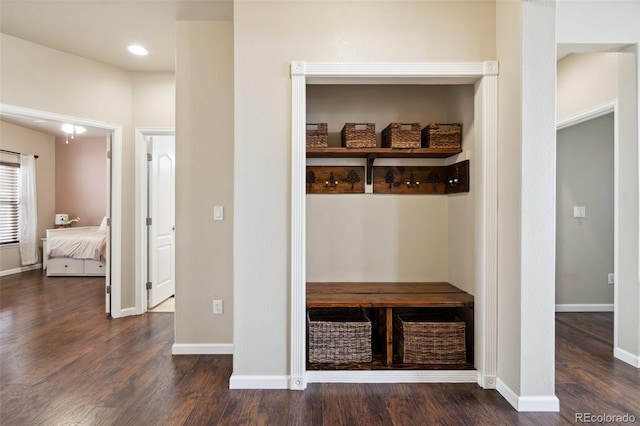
left=306, top=282, right=474, bottom=366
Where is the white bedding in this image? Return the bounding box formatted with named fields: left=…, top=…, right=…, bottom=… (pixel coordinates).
left=46, top=227, right=107, bottom=261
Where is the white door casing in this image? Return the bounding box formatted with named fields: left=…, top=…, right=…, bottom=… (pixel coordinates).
left=148, top=135, right=176, bottom=308
left=288, top=62, right=499, bottom=390
left=105, top=132, right=112, bottom=313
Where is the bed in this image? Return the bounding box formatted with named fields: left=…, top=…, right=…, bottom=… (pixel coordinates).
left=43, top=226, right=107, bottom=277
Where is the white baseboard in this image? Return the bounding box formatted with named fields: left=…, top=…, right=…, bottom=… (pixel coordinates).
left=0, top=263, right=43, bottom=277
left=229, top=374, right=289, bottom=389
left=555, top=304, right=614, bottom=312
left=496, top=378, right=560, bottom=412
left=111, top=307, right=137, bottom=319
left=614, top=347, right=640, bottom=368
left=229, top=370, right=478, bottom=390
left=172, top=343, right=233, bottom=355
left=517, top=395, right=560, bottom=412
left=306, top=370, right=478, bottom=384
left=496, top=378, right=519, bottom=410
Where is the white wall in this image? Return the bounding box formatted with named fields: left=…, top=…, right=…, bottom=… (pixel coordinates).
left=557, top=0, right=640, bottom=366
left=495, top=0, right=559, bottom=410
left=233, top=0, right=495, bottom=380
left=556, top=114, right=614, bottom=306
left=519, top=0, right=558, bottom=409
left=495, top=0, right=523, bottom=398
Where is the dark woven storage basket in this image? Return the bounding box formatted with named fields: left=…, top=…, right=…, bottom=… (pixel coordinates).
left=306, top=123, right=329, bottom=148
left=381, top=123, right=421, bottom=149
left=421, top=123, right=462, bottom=149
left=394, top=313, right=466, bottom=364
left=341, top=123, right=376, bottom=148
left=308, top=308, right=372, bottom=364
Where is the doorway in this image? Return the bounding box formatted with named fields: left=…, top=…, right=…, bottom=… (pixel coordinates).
left=135, top=129, right=176, bottom=313
left=0, top=103, right=124, bottom=316
left=556, top=112, right=615, bottom=314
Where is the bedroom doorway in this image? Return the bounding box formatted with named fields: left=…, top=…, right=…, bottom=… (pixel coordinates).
left=0, top=103, right=124, bottom=316
left=135, top=129, right=176, bottom=313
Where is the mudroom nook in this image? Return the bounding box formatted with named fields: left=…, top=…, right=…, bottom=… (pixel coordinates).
left=290, top=61, right=499, bottom=389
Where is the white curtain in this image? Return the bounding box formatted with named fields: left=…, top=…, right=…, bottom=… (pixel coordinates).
left=19, top=154, right=38, bottom=265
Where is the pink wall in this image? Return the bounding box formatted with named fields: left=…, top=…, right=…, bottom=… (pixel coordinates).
left=55, top=135, right=106, bottom=226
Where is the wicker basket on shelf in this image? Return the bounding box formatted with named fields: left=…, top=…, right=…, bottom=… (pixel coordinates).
left=341, top=123, right=376, bottom=148
left=394, top=312, right=466, bottom=364
left=381, top=123, right=421, bottom=149
left=308, top=308, right=372, bottom=364
left=421, top=123, right=462, bottom=149
left=306, top=123, right=329, bottom=148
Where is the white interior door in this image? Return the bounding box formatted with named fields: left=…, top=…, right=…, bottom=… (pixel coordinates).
left=148, top=135, right=175, bottom=308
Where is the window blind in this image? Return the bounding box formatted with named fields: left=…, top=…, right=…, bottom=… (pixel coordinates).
left=0, top=162, right=19, bottom=245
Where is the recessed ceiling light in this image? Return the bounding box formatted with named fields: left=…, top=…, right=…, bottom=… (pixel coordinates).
left=128, top=44, right=148, bottom=56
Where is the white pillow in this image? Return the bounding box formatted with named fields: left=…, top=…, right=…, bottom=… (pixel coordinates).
left=98, top=216, right=108, bottom=232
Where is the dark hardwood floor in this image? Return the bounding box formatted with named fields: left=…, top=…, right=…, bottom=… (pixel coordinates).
left=1, top=270, right=638, bottom=425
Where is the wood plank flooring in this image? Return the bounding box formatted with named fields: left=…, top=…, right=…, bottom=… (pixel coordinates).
left=1, top=270, right=639, bottom=425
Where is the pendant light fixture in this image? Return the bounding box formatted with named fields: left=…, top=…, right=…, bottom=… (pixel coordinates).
left=61, top=123, right=87, bottom=144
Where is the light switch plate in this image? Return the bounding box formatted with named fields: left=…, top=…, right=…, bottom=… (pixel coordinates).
left=214, top=206, right=224, bottom=221
left=213, top=299, right=223, bottom=314
left=573, top=206, right=586, bottom=218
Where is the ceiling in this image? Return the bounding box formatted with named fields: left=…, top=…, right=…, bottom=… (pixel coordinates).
left=1, top=113, right=109, bottom=138
left=0, top=2, right=629, bottom=137
left=0, top=0, right=233, bottom=72
left=0, top=0, right=232, bottom=137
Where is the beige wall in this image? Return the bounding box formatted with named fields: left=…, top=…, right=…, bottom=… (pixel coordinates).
left=175, top=21, right=234, bottom=344
left=557, top=53, right=619, bottom=122
left=556, top=114, right=614, bottom=306
left=55, top=136, right=106, bottom=227
left=306, top=84, right=475, bottom=289
left=496, top=0, right=523, bottom=394
left=233, top=0, right=495, bottom=377
left=132, top=72, right=176, bottom=128
left=0, top=121, right=56, bottom=272
left=307, top=196, right=449, bottom=282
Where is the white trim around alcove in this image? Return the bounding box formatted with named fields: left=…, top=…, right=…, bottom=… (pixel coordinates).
left=289, top=61, right=499, bottom=390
